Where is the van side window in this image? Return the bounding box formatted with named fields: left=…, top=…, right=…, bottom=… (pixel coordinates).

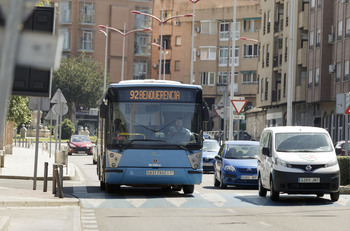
left=261, top=132, right=270, bottom=149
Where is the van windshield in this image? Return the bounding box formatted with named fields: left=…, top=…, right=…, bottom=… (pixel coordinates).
left=275, top=133, right=333, bottom=152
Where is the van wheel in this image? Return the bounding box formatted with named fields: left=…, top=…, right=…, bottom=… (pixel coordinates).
left=316, top=193, right=324, bottom=198
left=270, top=179, right=279, bottom=201
left=258, top=175, right=267, bottom=197
left=330, top=191, right=340, bottom=202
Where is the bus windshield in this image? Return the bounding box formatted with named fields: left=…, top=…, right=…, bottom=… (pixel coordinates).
left=106, top=101, right=202, bottom=148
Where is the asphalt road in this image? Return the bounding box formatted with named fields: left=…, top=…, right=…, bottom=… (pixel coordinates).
left=65, top=155, right=350, bottom=231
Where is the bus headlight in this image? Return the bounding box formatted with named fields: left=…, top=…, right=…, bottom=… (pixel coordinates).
left=187, top=152, right=201, bottom=169
left=107, top=150, right=122, bottom=168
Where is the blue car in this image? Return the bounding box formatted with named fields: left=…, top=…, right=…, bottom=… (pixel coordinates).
left=202, top=139, right=220, bottom=172
left=214, top=141, right=259, bottom=188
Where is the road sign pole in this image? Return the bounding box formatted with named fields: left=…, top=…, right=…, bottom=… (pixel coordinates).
left=0, top=0, right=25, bottom=146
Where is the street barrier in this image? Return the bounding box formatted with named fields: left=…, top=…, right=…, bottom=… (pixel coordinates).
left=52, top=163, right=63, bottom=198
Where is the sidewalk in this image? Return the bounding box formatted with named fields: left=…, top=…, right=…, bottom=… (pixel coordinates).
left=0, top=145, right=81, bottom=231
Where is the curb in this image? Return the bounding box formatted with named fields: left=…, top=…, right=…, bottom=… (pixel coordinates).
left=340, top=186, right=350, bottom=194
left=0, top=198, right=80, bottom=208
left=0, top=216, right=9, bottom=231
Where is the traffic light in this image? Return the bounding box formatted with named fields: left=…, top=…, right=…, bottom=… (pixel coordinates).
left=0, top=7, right=55, bottom=97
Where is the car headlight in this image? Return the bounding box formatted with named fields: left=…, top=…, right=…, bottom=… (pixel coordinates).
left=276, top=158, right=292, bottom=168
left=325, top=159, right=338, bottom=168
left=69, top=143, right=76, bottom=148
left=224, top=165, right=237, bottom=172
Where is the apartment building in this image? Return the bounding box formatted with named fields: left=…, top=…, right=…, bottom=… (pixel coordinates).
left=53, top=0, right=153, bottom=83
left=308, top=0, right=350, bottom=142
left=151, top=0, right=260, bottom=131
left=255, top=0, right=309, bottom=132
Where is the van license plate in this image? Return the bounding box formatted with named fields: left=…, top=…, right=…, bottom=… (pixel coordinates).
left=298, top=177, right=320, bottom=183
left=146, top=170, right=174, bottom=176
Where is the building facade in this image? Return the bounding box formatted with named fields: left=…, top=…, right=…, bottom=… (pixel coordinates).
left=151, top=0, right=261, bottom=132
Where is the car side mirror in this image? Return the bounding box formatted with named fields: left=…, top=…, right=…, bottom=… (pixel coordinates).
left=262, top=147, right=270, bottom=156
left=215, top=155, right=221, bottom=160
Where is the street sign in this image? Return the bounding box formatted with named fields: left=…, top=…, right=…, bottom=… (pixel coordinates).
left=53, top=103, right=68, bottom=116
left=346, top=105, right=350, bottom=115
left=45, top=108, right=57, bottom=120
left=51, top=89, right=67, bottom=104
left=233, top=115, right=245, bottom=120
left=17, top=31, right=63, bottom=70
left=231, top=99, right=248, bottom=115
left=28, top=97, right=50, bottom=111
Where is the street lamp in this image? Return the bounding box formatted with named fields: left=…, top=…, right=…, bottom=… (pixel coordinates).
left=152, top=42, right=168, bottom=80
left=229, top=0, right=237, bottom=141
left=189, top=0, right=200, bottom=85
left=98, top=27, right=108, bottom=92
left=131, top=10, right=193, bottom=80
left=98, top=24, right=152, bottom=82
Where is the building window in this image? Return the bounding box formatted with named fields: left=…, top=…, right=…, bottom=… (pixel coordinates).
left=174, top=61, right=180, bottom=71
left=161, top=10, right=172, bottom=22
left=243, top=19, right=256, bottom=32
left=243, top=44, right=259, bottom=58
left=346, top=18, right=350, bottom=38
left=267, top=11, right=271, bottom=33
left=59, top=2, right=72, bottom=24
left=161, top=60, right=170, bottom=74
left=219, top=47, right=229, bottom=66
left=231, top=21, right=240, bottom=40
left=338, top=20, right=343, bottom=40
left=200, top=72, right=215, bottom=86
left=336, top=62, right=342, bottom=82
left=345, top=60, right=349, bottom=81
left=58, top=28, right=71, bottom=51
left=200, top=47, right=216, bottom=60
left=315, top=67, right=319, bottom=86
left=317, top=0, right=322, bottom=8
left=162, top=35, right=171, bottom=49
left=308, top=69, right=313, bottom=88
left=283, top=73, right=286, bottom=97
left=78, top=29, right=94, bottom=51
left=134, top=34, right=151, bottom=56
left=310, top=0, right=315, bottom=10
left=230, top=46, right=239, bottom=66
left=134, top=6, right=152, bottom=29
left=79, top=2, right=95, bottom=24
left=316, top=29, right=321, bottom=47
left=200, top=21, right=217, bottom=35
left=309, top=31, right=314, bottom=49
left=219, top=21, right=230, bottom=40
left=217, top=72, right=228, bottom=85
left=260, top=78, right=264, bottom=101
left=175, top=36, right=182, bottom=46
left=242, top=72, right=257, bottom=84
left=133, top=59, right=149, bottom=79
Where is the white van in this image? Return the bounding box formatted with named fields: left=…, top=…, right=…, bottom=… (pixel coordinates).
left=258, top=126, right=340, bottom=201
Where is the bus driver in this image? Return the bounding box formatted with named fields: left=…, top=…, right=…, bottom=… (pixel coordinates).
left=168, top=118, right=191, bottom=143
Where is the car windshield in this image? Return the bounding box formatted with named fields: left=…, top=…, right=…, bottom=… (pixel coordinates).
left=275, top=133, right=333, bottom=152
left=203, top=141, right=220, bottom=152
left=71, top=135, right=90, bottom=142
left=224, top=144, right=259, bottom=159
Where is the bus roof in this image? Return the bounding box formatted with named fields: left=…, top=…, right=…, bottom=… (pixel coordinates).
left=109, top=79, right=202, bottom=90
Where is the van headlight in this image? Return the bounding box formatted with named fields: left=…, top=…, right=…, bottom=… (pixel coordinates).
left=276, top=158, right=292, bottom=168
left=325, top=159, right=338, bottom=168
left=224, top=165, right=237, bottom=172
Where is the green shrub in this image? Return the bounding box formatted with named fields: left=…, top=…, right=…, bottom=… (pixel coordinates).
left=337, top=156, right=350, bottom=185
left=61, top=118, right=75, bottom=139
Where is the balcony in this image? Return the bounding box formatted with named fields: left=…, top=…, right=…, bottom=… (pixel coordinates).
left=297, top=46, right=307, bottom=67
left=298, top=5, right=309, bottom=30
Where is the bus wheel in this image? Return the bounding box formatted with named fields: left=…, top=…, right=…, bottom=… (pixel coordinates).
left=183, top=185, right=194, bottom=194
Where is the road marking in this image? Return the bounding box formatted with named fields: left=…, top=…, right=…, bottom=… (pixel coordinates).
left=81, top=208, right=98, bottom=231
left=125, top=196, right=147, bottom=207
left=259, top=221, right=272, bottom=227
left=165, top=196, right=187, bottom=207
left=200, top=193, right=227, bottom=207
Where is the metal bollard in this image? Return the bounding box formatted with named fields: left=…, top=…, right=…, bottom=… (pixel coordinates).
left=58, top=164, right=64, bottom=188
left=43, top=162, right=48, bottom=192
left=52, top=164, right=56, bottom=194
left=0, top=150, right=4, bottom=168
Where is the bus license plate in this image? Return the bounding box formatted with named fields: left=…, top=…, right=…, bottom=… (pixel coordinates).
left=298, top=177, right=320, bottom=183
left=146, top=170, right=174, bottom=176
left=241, top=175, right=257, bottom=180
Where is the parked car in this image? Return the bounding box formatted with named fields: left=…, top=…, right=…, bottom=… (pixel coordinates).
left=67, top=135, right=94, bottom=155
left=202, top=139, right=220, bottom=172
left=214, top=140, right=259, bottom=188
left=334, top=141, right=350, bottom=156
left=203, top=133, right=212, bottom=139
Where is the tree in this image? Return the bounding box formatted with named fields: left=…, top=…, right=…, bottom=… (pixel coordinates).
left=61, top=118, right=75, bottom=139
left=52, top=54, right=105, bottom=123
left=7, top=96, right=31, bottom=127
left=36, top=0, right=53, bottom=6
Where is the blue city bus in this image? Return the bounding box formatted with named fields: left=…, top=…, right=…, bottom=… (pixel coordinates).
left=96, top=80, right=208, bottom=194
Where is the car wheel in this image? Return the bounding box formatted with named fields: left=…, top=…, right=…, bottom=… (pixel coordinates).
left=214, top=173, right=220, bottom=187
left=220, top=172, right=227, bottom=189
left=330, top=191, right=340, bottom=202
left=270, top=178, right=279, bottom=201
left=183, top=185, right=194, bottom=194
left=316, top=193, right=324, bottom=198
left=258, top=175, right=267, bottom=197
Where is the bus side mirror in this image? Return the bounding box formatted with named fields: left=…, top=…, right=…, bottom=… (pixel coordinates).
left=99, top=104, right=107, bottom=118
